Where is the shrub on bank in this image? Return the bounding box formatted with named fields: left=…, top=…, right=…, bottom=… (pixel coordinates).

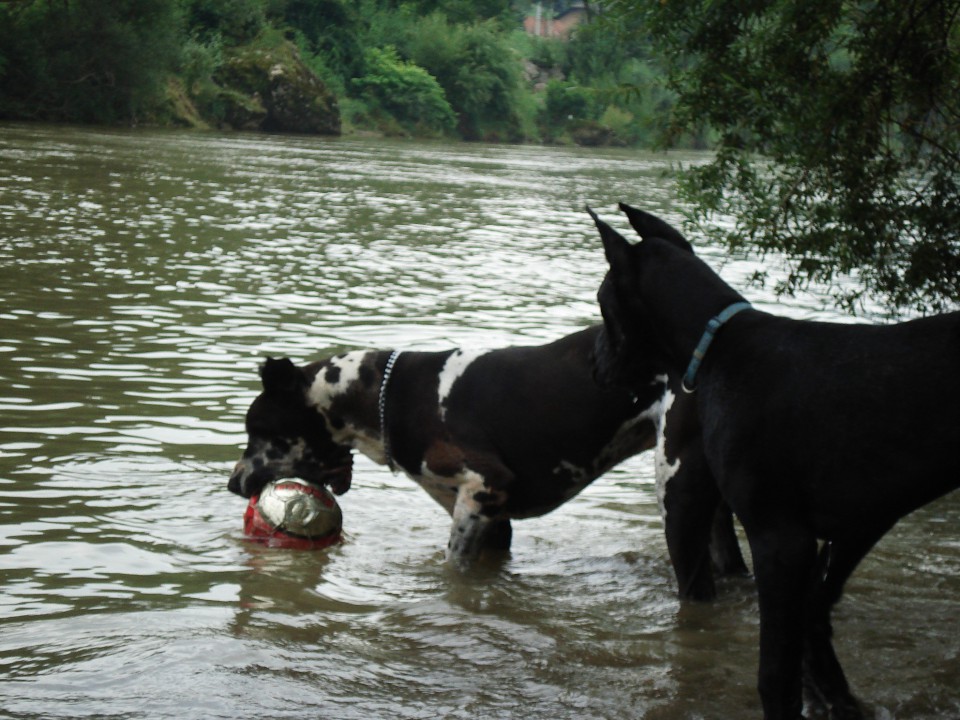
left=351, top=47, right=455, bottom=137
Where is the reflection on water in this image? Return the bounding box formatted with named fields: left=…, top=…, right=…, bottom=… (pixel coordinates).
left=1, top=124, right=957, bottom=719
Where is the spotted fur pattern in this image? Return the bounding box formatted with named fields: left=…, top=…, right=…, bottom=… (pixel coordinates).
left=230, top=327, right=744, bottom=589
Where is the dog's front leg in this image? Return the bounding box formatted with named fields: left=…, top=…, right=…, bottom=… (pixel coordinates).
left=661, top=444, right=725, bottom=601
left=446, top=474, right=505, bottom=567
left=447, top=511, right=492, bottom=566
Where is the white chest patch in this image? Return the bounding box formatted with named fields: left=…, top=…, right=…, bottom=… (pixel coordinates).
left=654, top=387, right=681, bottom=519
left=437, top=348, right=488, bottom=418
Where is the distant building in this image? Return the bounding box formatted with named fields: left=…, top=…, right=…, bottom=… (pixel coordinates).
left=523, top=2, right=588, bottom=40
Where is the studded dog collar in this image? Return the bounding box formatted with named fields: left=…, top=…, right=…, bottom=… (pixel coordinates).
left=378, top=350, right=401, bottom=471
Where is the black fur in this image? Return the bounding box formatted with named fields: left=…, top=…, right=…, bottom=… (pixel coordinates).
left=591, top=204, right=960, bottom=719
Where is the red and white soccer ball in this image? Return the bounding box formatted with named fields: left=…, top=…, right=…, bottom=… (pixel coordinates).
left=243, top=478, right=343, bottom=549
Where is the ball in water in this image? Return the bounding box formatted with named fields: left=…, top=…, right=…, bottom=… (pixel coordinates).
left=244, top=478, right=342, bottom=549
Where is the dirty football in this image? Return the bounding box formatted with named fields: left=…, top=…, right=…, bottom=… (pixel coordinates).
left=244, top=478, right=343, bottom=549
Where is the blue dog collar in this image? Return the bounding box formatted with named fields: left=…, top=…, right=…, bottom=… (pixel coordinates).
left=682, top=302, right=752, bottom=394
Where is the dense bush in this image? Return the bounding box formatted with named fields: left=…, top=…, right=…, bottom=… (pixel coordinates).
left=282, top=0, right=366, bottom=85
left=352, top=47, right=456, bottom=136
left=185, top=0, right=268, bottom=44
left=539, top=80, right=596, bottom=140
left=405, top=16, right=530, bottom=140
left=0, top=0, right=183, bottom=124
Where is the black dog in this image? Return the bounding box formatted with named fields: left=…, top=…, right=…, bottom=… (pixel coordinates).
left=590, top=203, right=960, bottom=720
left=228, top=326, right=745, bottom=598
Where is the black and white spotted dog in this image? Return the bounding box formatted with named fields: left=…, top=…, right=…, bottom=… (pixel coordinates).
left=228, top=326, right=745, bottom=598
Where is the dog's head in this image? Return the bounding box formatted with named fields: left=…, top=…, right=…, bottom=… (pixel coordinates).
left=228, top=357, right=353, bottom=499
left=589, top=204, right=695, bottom=390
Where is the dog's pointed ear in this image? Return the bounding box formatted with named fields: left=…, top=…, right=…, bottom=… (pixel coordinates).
left=587, top=206, right=633, bottom=271
left=618, top=203, right=693, bottom=252
left=259, top=357, right=306, bottom=395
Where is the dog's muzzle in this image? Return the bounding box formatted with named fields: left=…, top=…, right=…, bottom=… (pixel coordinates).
left=319, top=462, right=353, bottom=496
left=227, top=460, right=258, bottom=497
left=226, top=458, right=354, bottom=498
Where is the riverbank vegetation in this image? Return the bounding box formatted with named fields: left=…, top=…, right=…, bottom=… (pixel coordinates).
left=0, top=0, right=681, bottom=147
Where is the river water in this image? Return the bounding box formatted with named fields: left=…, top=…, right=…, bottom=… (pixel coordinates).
left=0, top=124, right=957, bottom=719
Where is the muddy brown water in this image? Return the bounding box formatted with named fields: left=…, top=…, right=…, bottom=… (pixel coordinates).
left=1, top=124, right=957, bottom=719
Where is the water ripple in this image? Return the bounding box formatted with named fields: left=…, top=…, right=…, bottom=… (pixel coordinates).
left=0, top=124, right=957, bottom=720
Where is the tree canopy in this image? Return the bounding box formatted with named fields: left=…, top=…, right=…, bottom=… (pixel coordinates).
left=607, top=0, right=960, bottom=314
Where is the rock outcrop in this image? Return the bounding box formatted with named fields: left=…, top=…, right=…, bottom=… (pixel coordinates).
left=213, top=40, right=340, bottom=135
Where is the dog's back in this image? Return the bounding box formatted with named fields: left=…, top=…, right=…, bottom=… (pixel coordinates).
left=701, top=311, right=960, bottom=533
left=439, top=327, right=662, bottom=516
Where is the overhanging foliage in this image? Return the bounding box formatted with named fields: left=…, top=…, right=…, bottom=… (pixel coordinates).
left=607, top=0, right=960, bottom=314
